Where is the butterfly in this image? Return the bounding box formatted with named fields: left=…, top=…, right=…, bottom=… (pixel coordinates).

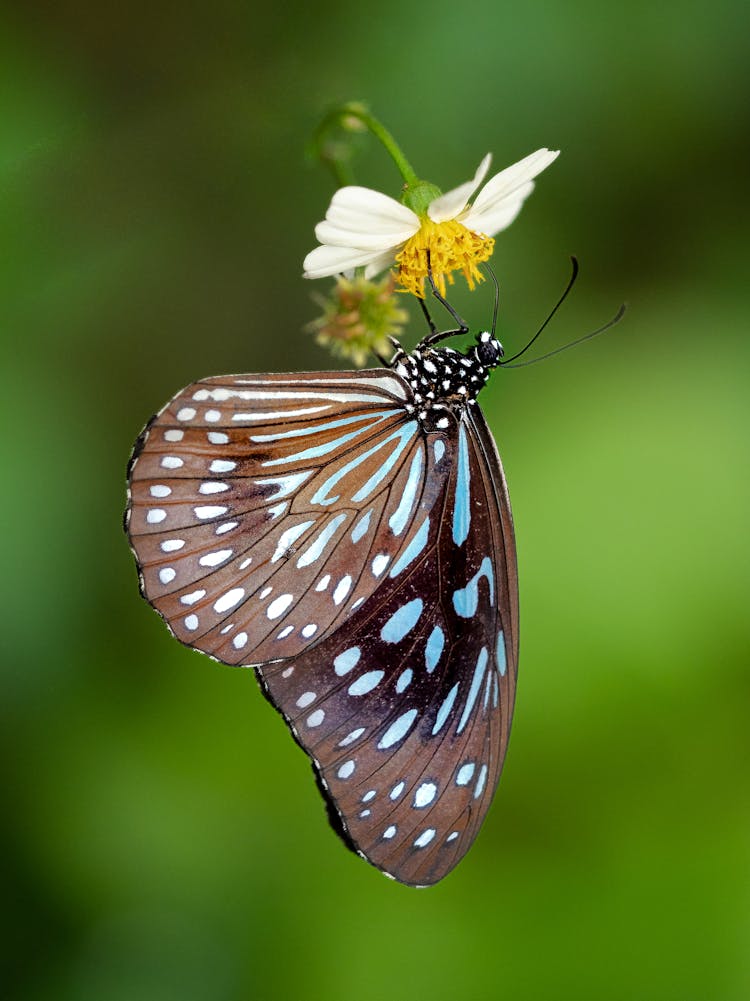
left=125, top=278, right=520, bottom=887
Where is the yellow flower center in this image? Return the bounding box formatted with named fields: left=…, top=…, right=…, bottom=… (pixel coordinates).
left=395, top=217, right=495, bottom=298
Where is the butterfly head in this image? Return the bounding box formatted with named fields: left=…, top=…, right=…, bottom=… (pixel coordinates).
left=474, top=330, right=504, bottom=369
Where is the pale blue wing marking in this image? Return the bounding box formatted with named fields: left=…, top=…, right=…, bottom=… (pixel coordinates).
left=457, top=647, right=488, bottom=734
left=381, top=598, right=424, bottom=644
left=452, top=424, right=471, bottom=545
left=452, top=557, right=495, bottom=617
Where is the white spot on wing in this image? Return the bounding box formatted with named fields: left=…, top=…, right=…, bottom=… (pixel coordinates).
left=413, top=782, right=437, bottom=807
left=180, top=589, right=206, bottom=606
left=199, top=549, right=233, bottom=567
left=414, top=828, right=436, bottom=848
left=333, top=575, right=353, bottom=605
left=456, top=763, right=475, bottom=786
left=371, top=553, right=390, bottom=576
left=337, top=727, right=364, bottom=747
left=307, top=709, right=325, bottom=728
left=195, top=505, right=228, bottom=519
left=267, top=593, right=294, bottom=619
left=474, top=763, right=488, bottom=799
left=214, top=588, right=245, bottom=613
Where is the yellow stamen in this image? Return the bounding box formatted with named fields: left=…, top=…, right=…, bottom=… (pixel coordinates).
left=395, top=218, right=495, bottom=298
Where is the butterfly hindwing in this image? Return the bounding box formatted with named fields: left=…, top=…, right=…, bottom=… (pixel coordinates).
left=257, top=406, right=518, bottom=886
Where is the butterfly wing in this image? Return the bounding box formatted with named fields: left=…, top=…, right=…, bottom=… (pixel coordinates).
left=257, top=404, right=518, bottom=886
left=127, top=370, right=438, bottom=665
left=127, top=369, right=518, bottom=886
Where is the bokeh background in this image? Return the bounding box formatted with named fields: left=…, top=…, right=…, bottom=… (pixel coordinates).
left=2, top=2, right=748, bottom=999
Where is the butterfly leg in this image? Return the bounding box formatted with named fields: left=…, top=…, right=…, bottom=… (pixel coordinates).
left=374, top=335, right=407, bottom=367
left=417, top=295, right=438, bottom=336
left=416, top=253, right=469, bottom=349
left=388, top=335, right=406, bottom=358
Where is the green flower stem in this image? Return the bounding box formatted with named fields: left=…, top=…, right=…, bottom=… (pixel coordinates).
left=310, top=102, right=420, bottom=188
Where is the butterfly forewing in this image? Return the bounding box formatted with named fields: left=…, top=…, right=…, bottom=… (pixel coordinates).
left=127, top=372, right=438, bottom=665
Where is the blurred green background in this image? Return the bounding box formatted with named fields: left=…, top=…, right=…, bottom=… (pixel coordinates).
left=2, top=1, right=748, bottom=999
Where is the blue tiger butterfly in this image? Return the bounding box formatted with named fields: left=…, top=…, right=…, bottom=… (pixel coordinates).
left=126, top=276, right=520, bottom=887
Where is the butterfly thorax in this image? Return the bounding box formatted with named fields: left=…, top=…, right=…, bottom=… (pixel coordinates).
left=393, top=331, right=503, bottom=430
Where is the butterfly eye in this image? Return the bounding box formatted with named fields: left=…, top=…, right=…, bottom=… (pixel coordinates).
left=127, top=340, right=518, bottom=886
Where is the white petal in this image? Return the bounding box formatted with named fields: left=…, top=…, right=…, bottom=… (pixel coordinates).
left=427, top=153, right=492, bottom=224
left=461, top=181, right=535, bottom=235
left=363, top=250, right=400, bottom=279
left=315, top=220, right=412, bottom=251
left=326, top=203, right=415, bottom=237
left=303, top=243, right=398, bottom=279
left=468, top=148, right=559, bottom=218
left=327, top=186, right=418, bottom=229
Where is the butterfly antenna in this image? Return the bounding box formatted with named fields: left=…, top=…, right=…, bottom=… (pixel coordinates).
left=484, top=262, right=500, bottom=337
left=500, top=256, right=580, bottom=366
left=501, top=302, right=627, bottom=368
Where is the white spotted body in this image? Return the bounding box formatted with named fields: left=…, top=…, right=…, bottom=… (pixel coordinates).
left=395, top=331, right=502, bottom=431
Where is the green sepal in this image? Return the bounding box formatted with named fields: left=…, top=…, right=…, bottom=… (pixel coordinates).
left=401, top=181, right=442, bottom=217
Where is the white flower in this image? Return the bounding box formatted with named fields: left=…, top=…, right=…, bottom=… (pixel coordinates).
left=303, top=148, right=559, bottom=296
